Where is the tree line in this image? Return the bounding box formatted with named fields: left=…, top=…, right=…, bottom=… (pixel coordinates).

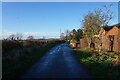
left=60, top=29, right=83, bottom=42
left=3, top=33, right=34, bottom=40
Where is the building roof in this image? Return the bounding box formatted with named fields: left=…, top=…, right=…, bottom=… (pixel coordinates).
left=112, top=23, right=120, bottom=28
left=106, top=26, right=119, bottom=36
left=102, top=23, right=120, bottom=31
left=103, top=26, right=113, bottom=31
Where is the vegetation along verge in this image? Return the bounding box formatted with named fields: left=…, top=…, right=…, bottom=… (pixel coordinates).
left=2, top=39, right=65, bottom=79
left=74, top=48, right=120, bottom=79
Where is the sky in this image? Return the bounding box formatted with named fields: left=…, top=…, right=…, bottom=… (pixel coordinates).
left=2, top=0, right=120, bottom=2
left=2, top=2, right=118, bottom=39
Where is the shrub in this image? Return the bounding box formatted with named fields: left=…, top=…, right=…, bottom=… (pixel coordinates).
left=75, top=48, right=120, bottom=79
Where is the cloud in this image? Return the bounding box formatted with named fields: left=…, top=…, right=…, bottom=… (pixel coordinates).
left=1, top=29, right=60, bottom=39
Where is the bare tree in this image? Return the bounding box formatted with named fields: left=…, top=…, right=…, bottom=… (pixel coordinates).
left=101, top=4, right=113, bottom=26
left=16, top=33, right=23, bottom=40
left=7, top=34, right=16, bottom=40
left=27, top=36, right=34, bottom=40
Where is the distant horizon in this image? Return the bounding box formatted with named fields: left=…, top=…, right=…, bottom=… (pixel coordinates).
left=2, top=2, right=118, bottom=39
left=1, top=22, right=120, bottom=40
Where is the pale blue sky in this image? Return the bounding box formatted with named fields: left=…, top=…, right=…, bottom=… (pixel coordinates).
left=2, top=0, right=119, bottom=2
left=2, top=2, right=118, bottom=39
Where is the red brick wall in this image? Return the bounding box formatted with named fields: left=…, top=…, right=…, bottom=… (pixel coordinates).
left=103, top=27, right=120, bottom=53
left=113, top=36, right=119, bottom=53
left=106, top=27, right=119, bottom=35
left=80, top=37, right=88, bottom=48
left=100, top=30, right=109, bottom=51
left=118, top=29, right=120, bottom=53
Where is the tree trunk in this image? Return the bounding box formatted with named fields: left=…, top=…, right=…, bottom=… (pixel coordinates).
left=87, top=37, right=91, bottom=48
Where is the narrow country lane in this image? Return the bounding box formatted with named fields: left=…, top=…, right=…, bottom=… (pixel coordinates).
left=21, top=42, right=91, bottom=78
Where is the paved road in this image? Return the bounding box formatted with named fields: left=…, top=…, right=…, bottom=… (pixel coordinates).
left=21, top=42, right=90, bottom=78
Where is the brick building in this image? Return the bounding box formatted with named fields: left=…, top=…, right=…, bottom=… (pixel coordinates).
left=70, top=40, right=80, bottom=48
left=99, top=24, right=120, bottom=53
left=70, top=41, right=77, bottom=48
left=80, top=23, right=120, bottom=53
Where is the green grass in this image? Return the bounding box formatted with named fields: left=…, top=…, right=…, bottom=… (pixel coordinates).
left=74, top=48, right=120, bottom=79
left=2, top=41, right=63, bottom=79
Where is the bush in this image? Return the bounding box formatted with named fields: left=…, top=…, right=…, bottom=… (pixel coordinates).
left=75, top=48, right=120, bottom=79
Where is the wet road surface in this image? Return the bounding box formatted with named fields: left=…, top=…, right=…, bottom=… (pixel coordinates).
left=21, top=42, right=91, bottom=78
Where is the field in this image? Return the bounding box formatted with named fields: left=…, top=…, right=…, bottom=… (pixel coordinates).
left=2, top=39, right=65, bottom=79
left=74, top=48, right=120, bottom=79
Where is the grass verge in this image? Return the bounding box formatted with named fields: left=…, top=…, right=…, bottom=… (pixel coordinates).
left=74, top=48, right=120, bottom=79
